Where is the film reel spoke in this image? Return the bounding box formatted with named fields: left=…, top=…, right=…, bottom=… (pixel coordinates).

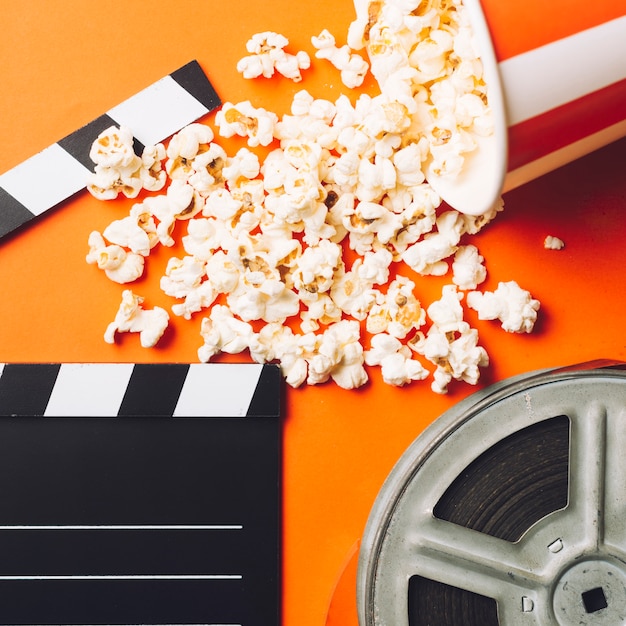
left=414, top=517, right=539, bottom=594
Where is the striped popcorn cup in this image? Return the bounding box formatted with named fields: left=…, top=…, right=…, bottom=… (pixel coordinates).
left=429, top=0, right=626, bottom=214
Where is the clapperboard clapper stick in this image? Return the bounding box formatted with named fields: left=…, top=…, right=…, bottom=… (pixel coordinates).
left=0, top=362, right=282, bottom=625
left=0, top=60, right=221, bottom=240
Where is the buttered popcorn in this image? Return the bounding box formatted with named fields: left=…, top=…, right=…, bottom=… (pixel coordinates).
left=89, top=0, right=541, bottom=392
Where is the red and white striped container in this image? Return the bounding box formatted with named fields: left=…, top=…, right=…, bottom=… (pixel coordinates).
left=469, top=0, right=626, bottom=203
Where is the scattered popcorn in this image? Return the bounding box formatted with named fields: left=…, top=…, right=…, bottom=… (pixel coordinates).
left=237, top=31, right=311, bottom=82
left=311, top=29, right=369, bottom=88
left=544, top=235, right=565, bottom=250
left=467, top=281, right=540, bottom=333
left=85, top=2, right=542, bottom=393
left=104, top=290, right=169, bottom=348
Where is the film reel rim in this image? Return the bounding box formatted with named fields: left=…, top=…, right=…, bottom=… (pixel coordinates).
left=357, top=360, right=626, bottom=626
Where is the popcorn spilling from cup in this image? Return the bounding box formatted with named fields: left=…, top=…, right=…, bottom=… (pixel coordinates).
left=85, top=0, right=543, bottom=393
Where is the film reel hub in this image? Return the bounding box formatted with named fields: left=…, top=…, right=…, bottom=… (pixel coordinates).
left=357, top=361, right=626, bottom=625
left=552, top=558, right=626, bottom=625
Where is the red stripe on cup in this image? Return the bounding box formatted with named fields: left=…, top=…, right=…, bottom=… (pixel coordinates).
left=508, top=77, right=626, bottom=172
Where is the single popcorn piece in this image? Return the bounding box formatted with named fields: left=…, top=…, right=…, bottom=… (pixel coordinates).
left=311, top=29, right=370, bottom=88
left=366, top=275, right=426, bottom=338
left=236, top=31, right=311, bottom=82
left=86, top=231, right=145, bottom=284
left=87, top=125, right=166, bottom=199
left=104, top=290, right=169, bottom=348
left=544, top=235, right=565, bottom=250
left=467, top=281, right=541, bottom=333
left=402, top=210, right=465, bottom=276
left=89, top=125, right=138, bottom=169
left=306, top=320, right=368, bottom=389
left=139, top=143, right=167, bottom=192
left=452, top=245, right=487, bottom=290
left=197, top=304, right=255, bottom=362
left=215, top=101, right=279, bottom=148
left=166, top=123, right=215, bottom=180
left=142, top=179, right=203, bottom=247
left=411, top=322, right=489, bottom=394
left=365, top=333, right=429, bottom=386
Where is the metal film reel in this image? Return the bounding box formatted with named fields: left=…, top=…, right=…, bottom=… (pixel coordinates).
left=357, top=361, right=626, bottom=625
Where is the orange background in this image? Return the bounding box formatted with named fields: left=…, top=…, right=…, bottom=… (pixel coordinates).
left=1, top=1, right=626, bottom=625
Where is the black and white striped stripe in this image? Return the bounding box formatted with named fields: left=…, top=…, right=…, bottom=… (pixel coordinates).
left=0, top=362, right=280, bottom=418
left=0, top=60, right=221, bottom=240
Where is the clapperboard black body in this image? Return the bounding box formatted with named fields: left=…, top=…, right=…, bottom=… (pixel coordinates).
left=0, top=362, right=281, bottom=625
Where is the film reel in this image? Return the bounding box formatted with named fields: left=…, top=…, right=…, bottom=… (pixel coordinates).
left=357, top=361, right=626, bottom=625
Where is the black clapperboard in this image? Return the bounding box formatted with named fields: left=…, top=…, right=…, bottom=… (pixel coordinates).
left=0, top=362, right=282, bottom=625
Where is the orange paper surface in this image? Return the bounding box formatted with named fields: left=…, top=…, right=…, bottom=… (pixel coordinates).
left=1, top=2, right=626, bottom=625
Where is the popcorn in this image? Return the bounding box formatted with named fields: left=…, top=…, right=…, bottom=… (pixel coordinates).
left=410, top=322, right=489, bottom=394
left=141, top=179, right=203, bottom=247
left=166, top=123, right=215, bottom=180
left=87, top=126, right=167, bottom=199
left=104, top=290, right=169, bottom=348
left=402, top=210, right=464, bottom=275
left=139, top=143, right=167, bottom=192
left=198, top=304, right=255, bottom=362
left=215, top=101, right=279, bottom=148
left=366, top=275, right=426, bottom=338
left=452, top=245, right=487, bottom=290
left=292, top=239, right=343, bottom=300
left=249, top=323, right=308, bottom=387
left=86, top=231, right=145, bottom=284
left=365, top=333, right=429, bottom=386
left=306, top=320, right=368, bottom=389
left=311, top=29, right=370, bottom=88
left=349, top=0, right=494, bottom=184
left=544, top=235, right=565, bottom=250
left=101, top=208, right=155, bottom=257
left=467, top=281, right=541, bottom=334
left=89, top=125, right=139, bottom=170
left=84, top=5, right=541, bottom=392
left=410, top=285, right=489, bottom=393
left=330, top=260, right=379, bottom=320
left=237, top=31, right=311, bottom=82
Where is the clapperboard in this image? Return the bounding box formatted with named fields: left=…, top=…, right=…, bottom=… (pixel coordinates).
left=0, top=362, right=282, bottom=625
left=0, top=59, right=221, bottom=240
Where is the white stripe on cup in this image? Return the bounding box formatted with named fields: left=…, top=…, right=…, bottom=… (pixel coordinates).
left=500, top=15, right=626, bottom=126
